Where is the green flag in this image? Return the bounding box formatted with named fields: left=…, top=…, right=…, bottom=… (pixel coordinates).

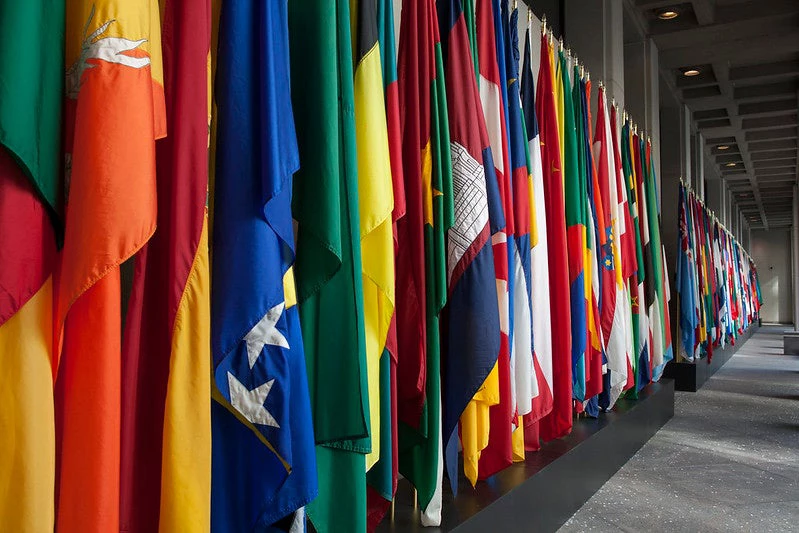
left=395, top=0, right=452, bottom=525
left=0, top=1, right=63, bottom=213
left=289, top=0, right=369, bottom=531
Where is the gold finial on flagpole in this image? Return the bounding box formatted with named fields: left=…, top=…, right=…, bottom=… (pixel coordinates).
left=528, top=6, right=533, bottom=23
left=541, top=14, right=547, bottom=34
left=514, top=0, right=518, bottom=10
left=559, top=37, right=564, bottom=53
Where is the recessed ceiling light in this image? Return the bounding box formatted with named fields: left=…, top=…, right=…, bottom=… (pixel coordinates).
left=683, top=68, right=701, bottom=77
left=717, top=145, right=730, bottom=150
left=658, top=10, right=679, bottom=20
left=726, top=162, right=737, bottom=167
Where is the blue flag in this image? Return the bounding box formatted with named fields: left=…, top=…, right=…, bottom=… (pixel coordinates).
left=677, top=183, right=697, bottom=362
left=211, top=1, right=317, bottom=530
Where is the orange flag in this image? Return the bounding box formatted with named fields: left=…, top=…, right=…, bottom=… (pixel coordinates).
left=55, top=2, right=165, bottom=530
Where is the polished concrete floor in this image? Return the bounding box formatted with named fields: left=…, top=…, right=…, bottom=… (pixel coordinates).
left=560, top=328, right=799, bottom=532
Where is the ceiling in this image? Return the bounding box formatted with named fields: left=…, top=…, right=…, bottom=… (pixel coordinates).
left=631, top=0, right=799, bottom=230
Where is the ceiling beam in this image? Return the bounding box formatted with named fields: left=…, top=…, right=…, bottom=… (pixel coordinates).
left=741, top=114, right=798, bottom=130
left=734, top=81, right=799, bottom=100
left=746, top=127, right=798, bottom=141
left=660, top=32, right=799, bottom=69
left=691, top=0, right=715, bottom=25
left=729, top=60, right=799, bottom=82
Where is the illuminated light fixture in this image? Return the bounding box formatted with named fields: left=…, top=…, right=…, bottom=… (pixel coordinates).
left=683, top=68, right=701, bottom=77
left=717, top=145, right=730, bottom=150
left=726, top=162, right=737, bottom=167
left=658, top=9, right=679, bottom=20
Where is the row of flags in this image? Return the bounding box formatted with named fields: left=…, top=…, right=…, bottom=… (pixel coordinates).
left=677, top=182, right=762, bottom=362
left=0, top=0, right=749, bottom=531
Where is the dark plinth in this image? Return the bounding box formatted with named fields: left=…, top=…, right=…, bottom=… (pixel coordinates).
left=662, top=325, right=757, bottom=392
left=783, top=331, right=799, bottom=355
left=378, top=379, right=675, bottom=533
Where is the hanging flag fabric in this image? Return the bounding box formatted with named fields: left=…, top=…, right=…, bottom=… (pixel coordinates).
left=521, top=21, right=554, bottom=427
left=120, top=0, right=211, bottom=529
left=535, top=32, right=572, bottom=443
left=677, top=183, right=698, bottom=361
left=212, top=1, right=317, bottom=531
left=608, top=105, right=636, bottom=395
left=644, top=143, right=673, bottom=380
left=584, top=78, right=608, bottom=406
left=437, top=0, right=502, bottom=491
left=503, top=0, right=536, bottom=458
left=0, top=1, right=61, bottom=529
left=631, top=130, right=654, bottom=385
left=504, top=0, right=536, bottom=426
left=622, top=120, right=649, bottom=393
left=396, top=0, right=450, bottom=525
left=460, top=0, right=510, bottom=486
left=559, top=51, right=587, bottom=404
left=289, top=0, right=370, bottom=531
left=593, top=87, right=629, bottom=407
left=575, top=71, right=603, bottom=411
left=366, top=0, right=406, bottom=527
left=56, top=2, right=165, bottom=530
left=352, top=0, right=395, bottom=474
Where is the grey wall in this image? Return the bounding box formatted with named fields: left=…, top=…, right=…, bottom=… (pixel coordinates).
left=751, top=229, right=792, bottom=325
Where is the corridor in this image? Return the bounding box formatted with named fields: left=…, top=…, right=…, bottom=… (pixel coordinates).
left=561, top=328, right=799, bottom=532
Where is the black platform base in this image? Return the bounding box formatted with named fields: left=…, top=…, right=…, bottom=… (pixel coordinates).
left=662, top=325, right=757, bottom=392
left=379, top=379, right=675, bottom=533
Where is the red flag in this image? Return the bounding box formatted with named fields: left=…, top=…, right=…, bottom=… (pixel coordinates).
left=532, top=32, right=572, bottom=443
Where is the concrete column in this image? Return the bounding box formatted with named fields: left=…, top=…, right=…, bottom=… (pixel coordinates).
left=695, top=133, right=705, bottom=200
left=564, top=0, right=625, bottom=114
left=793, top=185, right=799, bottom=329
left=682, top=105, right=692, bottom=188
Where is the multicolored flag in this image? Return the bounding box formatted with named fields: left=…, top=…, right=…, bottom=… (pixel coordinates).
left=366, top=0, right=406, bottom=527
left=396, top=0, right=451, bottom=524
left=212, top=1, right=317, bottom=531
left=120, top=0, right=211, bottom=529
left=0, top=2, right=62, bottom=528
left=593, top=86, right=629, bottom=407
left=437, top=0, right=502, bottom=491
left=609, top=104, right=637, bottom=394
left=290, top=0, right=371, bottom=531
left=621, top=119, right=650, bottom=392
left=56, top=2, right=165, bottom=530
left=504, top=0, right=536, bottom=454
left=535, top=32, right=572, bottom=443
left=521, top=20, right=554, bottom=427
left=460, top=0, right=510, bottom=485
left=352, top=0, right=395, bottom=475
left=677, top=182, right=698, bottom=361
left=559, top=50, right=587, bottom=404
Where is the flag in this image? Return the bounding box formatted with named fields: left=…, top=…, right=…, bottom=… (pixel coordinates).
left=559, top=50, right=587, bottom=404
left=577, top=72, right=603, bottom=410
left=352, top=0, right=395, bottom=475
left=394, top=0, right=452, bottom=525
left=459, top=0, right=510, bottom=486
left=395, top=0, right=451, bottom=524
left=366, top=0, right=406, bottom=527
left=212, top=1, right=317, bottom=531
left=535, top=32, right=572, bottom=443
left=521, top=21, right=554, bottom=427
left=56, top=2, right=165, bottom=530
left=609, top=104, right=636, bottom=395
left=119, top=0, right=211, bottom=529
left=504, top=0, right=536, bottom=456
left=593, top=86, right=629, bottom=407
left=437, top=0, right=502, bottom=491
left=643, top=143, right=673, bottom=380
left=677, top=182, right=697, bottom=361
left=0, top=2, right=61, bottom=529
left=621, top=120, right=650, bottom=393
left=290, top=0, right=370, bottom=531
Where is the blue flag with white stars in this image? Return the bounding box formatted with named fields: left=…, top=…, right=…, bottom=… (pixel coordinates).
left=211, top=0, right=317, bottom=530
